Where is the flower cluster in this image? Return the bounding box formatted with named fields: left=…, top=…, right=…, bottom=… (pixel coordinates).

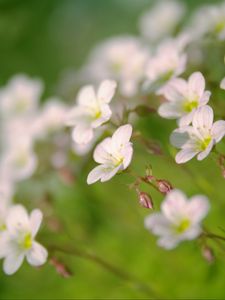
left=1, top=0, right=225, bottom=278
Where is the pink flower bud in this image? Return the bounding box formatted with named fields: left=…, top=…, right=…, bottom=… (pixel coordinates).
left=138, top=191, right=154, bottom=209
left=156, top=180, right=173, bottom=194
left=50, top=257, right=73, bottom=278
left=201, top=246, right=214, bottom=263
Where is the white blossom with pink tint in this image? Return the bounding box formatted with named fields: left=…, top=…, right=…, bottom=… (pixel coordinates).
left=66, top=80, right=116, bottom=145
left=158, top=72, right=211, bottom=126
left=145, top=189, right=209, bottom=249
left=87, top=124, right=133, bottom=184
left=170, top=105, right=225, bottom=164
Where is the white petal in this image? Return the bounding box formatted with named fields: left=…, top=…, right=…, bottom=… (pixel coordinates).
left=100, top=165, right=121, bottom=182
left=77, top=85, right=96, bottom=107
left=30, top=209, right=43, bottom=238
left=197, top=140, right=214, bottom=161
left=112, top=124, right=132, bottom=149
left=163, top=78, right=187, bottom=102
left=121, top=144, right=133, bottom=169
left=175, top=148, right=198, bottom=163
left=6, top=205, right=29, bottom=235
left=192, top=105, right=213, bottom=130
left=162, top=189, right=188, bottom=222
left=187, top=195, right=210, bottom=223
left=157, top=236, right=180, bottom=250
left=181, top=226, right=201, bottom=240
left=211, top=120, right=225, bottom=143
left=0, top=233, right=10, bottom=259
left=26, top=241, right=48, bottom=266
left=72, top=125, right=93, bottom=144
left=3, top=253, right=24, bottom=275
left=220, top=77, right=225, bottom=90
left=87, top=164, right=115, bottom=184
left=178, top=111, right=195, bottom=127
left=93, top=138, right=112, bottom=164
left=188, top=72, right=205, bottom=97
left=97, top=80, right=117, bottom=104
left=199, top=91, right=211, bottom=105
left=144, top=213, right=171, bottom=236
left=158, top=102, right=182, bottom=119
left=170, top=127, right=192, bottom=148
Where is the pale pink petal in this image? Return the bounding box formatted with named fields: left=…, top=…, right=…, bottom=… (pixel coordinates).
left=26, top=242, right=48, bottom=266
left=188, top=72, right=205, bottom=97
left=211, top=120, right=225, bottom=143
left=158, top=102, right=182, bottom=119
left=220, top=77, right=225, bottom=90
left=3, top=253, right=24, bottom=275
left=144, top=213, right=171, bottom=236
left=175, top=148, right=198, bottom=163
left=77, top=85, right=96, bottom=107
left=72, top=125, right=93, bottom=144
left=30, top=209, right=43, bottom=238
left=192, top=105, right=213, bottom=130
left=187, top=195, right=210, bottom=222
left=97, top=80, right=117, bottom=104
left=93, top=138, right=112, bottom=164
left=162, top=189, right=188, bottom=222
left=112, top=124, right=132, bottom=148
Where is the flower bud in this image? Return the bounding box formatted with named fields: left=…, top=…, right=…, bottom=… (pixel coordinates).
left=50, top=257, right=73, bottom=278
left=138, top=191, right=154, bottom=209
left=156, top=180, right=173, bottom=194
left=201, top=246, right=214, bottom=263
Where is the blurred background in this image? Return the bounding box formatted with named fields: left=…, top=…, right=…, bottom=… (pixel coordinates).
left=0, top=0, right=225, bottom=299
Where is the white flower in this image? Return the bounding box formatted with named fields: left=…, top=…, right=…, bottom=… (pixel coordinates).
left=34, top=99, right=68, bottom=139
left=220, top=77, right=225, bottom=90
left=0, top=205, right=48, bottom=275
left=158, top=72, right=211, bottom=126
left=0, top=74, right=43, bottom=119
left=66, top=80, right=116, bottom=144
left=145, top=41, right=186, bottom=92
left=139, top=0, right=185, bottom=42
left=82, top=36, right=149, bottom=96
left=0, top=199, right=10, bottom=232
left=170, top=105, right=225, bottom=163
left=187, top=3, right=225, bottom=41
left=87, top=124, right=133, bottom=184
left=0, top=141, right=37, bottom=182
left=145, top=189, right=209, bottom=249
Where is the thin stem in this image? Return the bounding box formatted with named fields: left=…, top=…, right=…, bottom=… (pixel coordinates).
left=48, top=244, right=160, bottom=298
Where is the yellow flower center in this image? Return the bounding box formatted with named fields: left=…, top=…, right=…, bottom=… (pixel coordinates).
left=199, top=136, right=212, bottom=151
left=0, top=223, right=6, bottom=231
left=15, top=99, right=29, bottom=113
left=22, top=233, right=32, bottom=250
left=183, top=99, right=198, bottom=112
left=215, top=21, right=225, bottom=34
left=14, top=153, right=28, bottom=167
left=174, top=219, right=191, bottom=234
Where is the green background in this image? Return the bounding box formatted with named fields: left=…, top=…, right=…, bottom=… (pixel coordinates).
left=0, top=0, right=225, bottom=299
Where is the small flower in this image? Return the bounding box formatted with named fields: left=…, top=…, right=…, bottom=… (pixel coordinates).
left=145, top=41, right=186, bottom=92
left=170, top=105, right=225, bottom=163
left=220, top=77, right=225, bottom=90
left=87, top=124, right=133, bottom=184
left=0, top=205, right=48, bottom=275
left=0, top=74, right=43, bottom=119
left=139, top=0, right=185, bottom=42
left=34, top=99, right=68, bottom=139
left=158, top=72, right=211, bottom=126
left=66, top=80, right=116, bottom=144
left=145, top=189, right=209, bottom=249
left=0, top=141, right=37, bottom=182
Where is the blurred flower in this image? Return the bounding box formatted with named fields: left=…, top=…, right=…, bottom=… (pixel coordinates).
left=144, top=40, right=187, bottom=93
left=158, top=72, right=211, bottom=126
left=170, top=105, right=225, bottom=164
left=82, top=36, right=149, bottom=96
left=139, top=0, right=185, bottom=42
left=87, top=124, right=133, bottom=184
left=0, top=140, right=37, bottom=182
left=0, top=205, right=48, bottom=275
left=187, top=3, right=225, bottom=41
left=34, top=99, right=68, bottom=139
left=145, top=189, right=209, bottom=249
left=220, top=77, right=225, bottom=90
left=0, top=74, right=43, bottom=120
left=66, top=80, right=116, bottom=144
